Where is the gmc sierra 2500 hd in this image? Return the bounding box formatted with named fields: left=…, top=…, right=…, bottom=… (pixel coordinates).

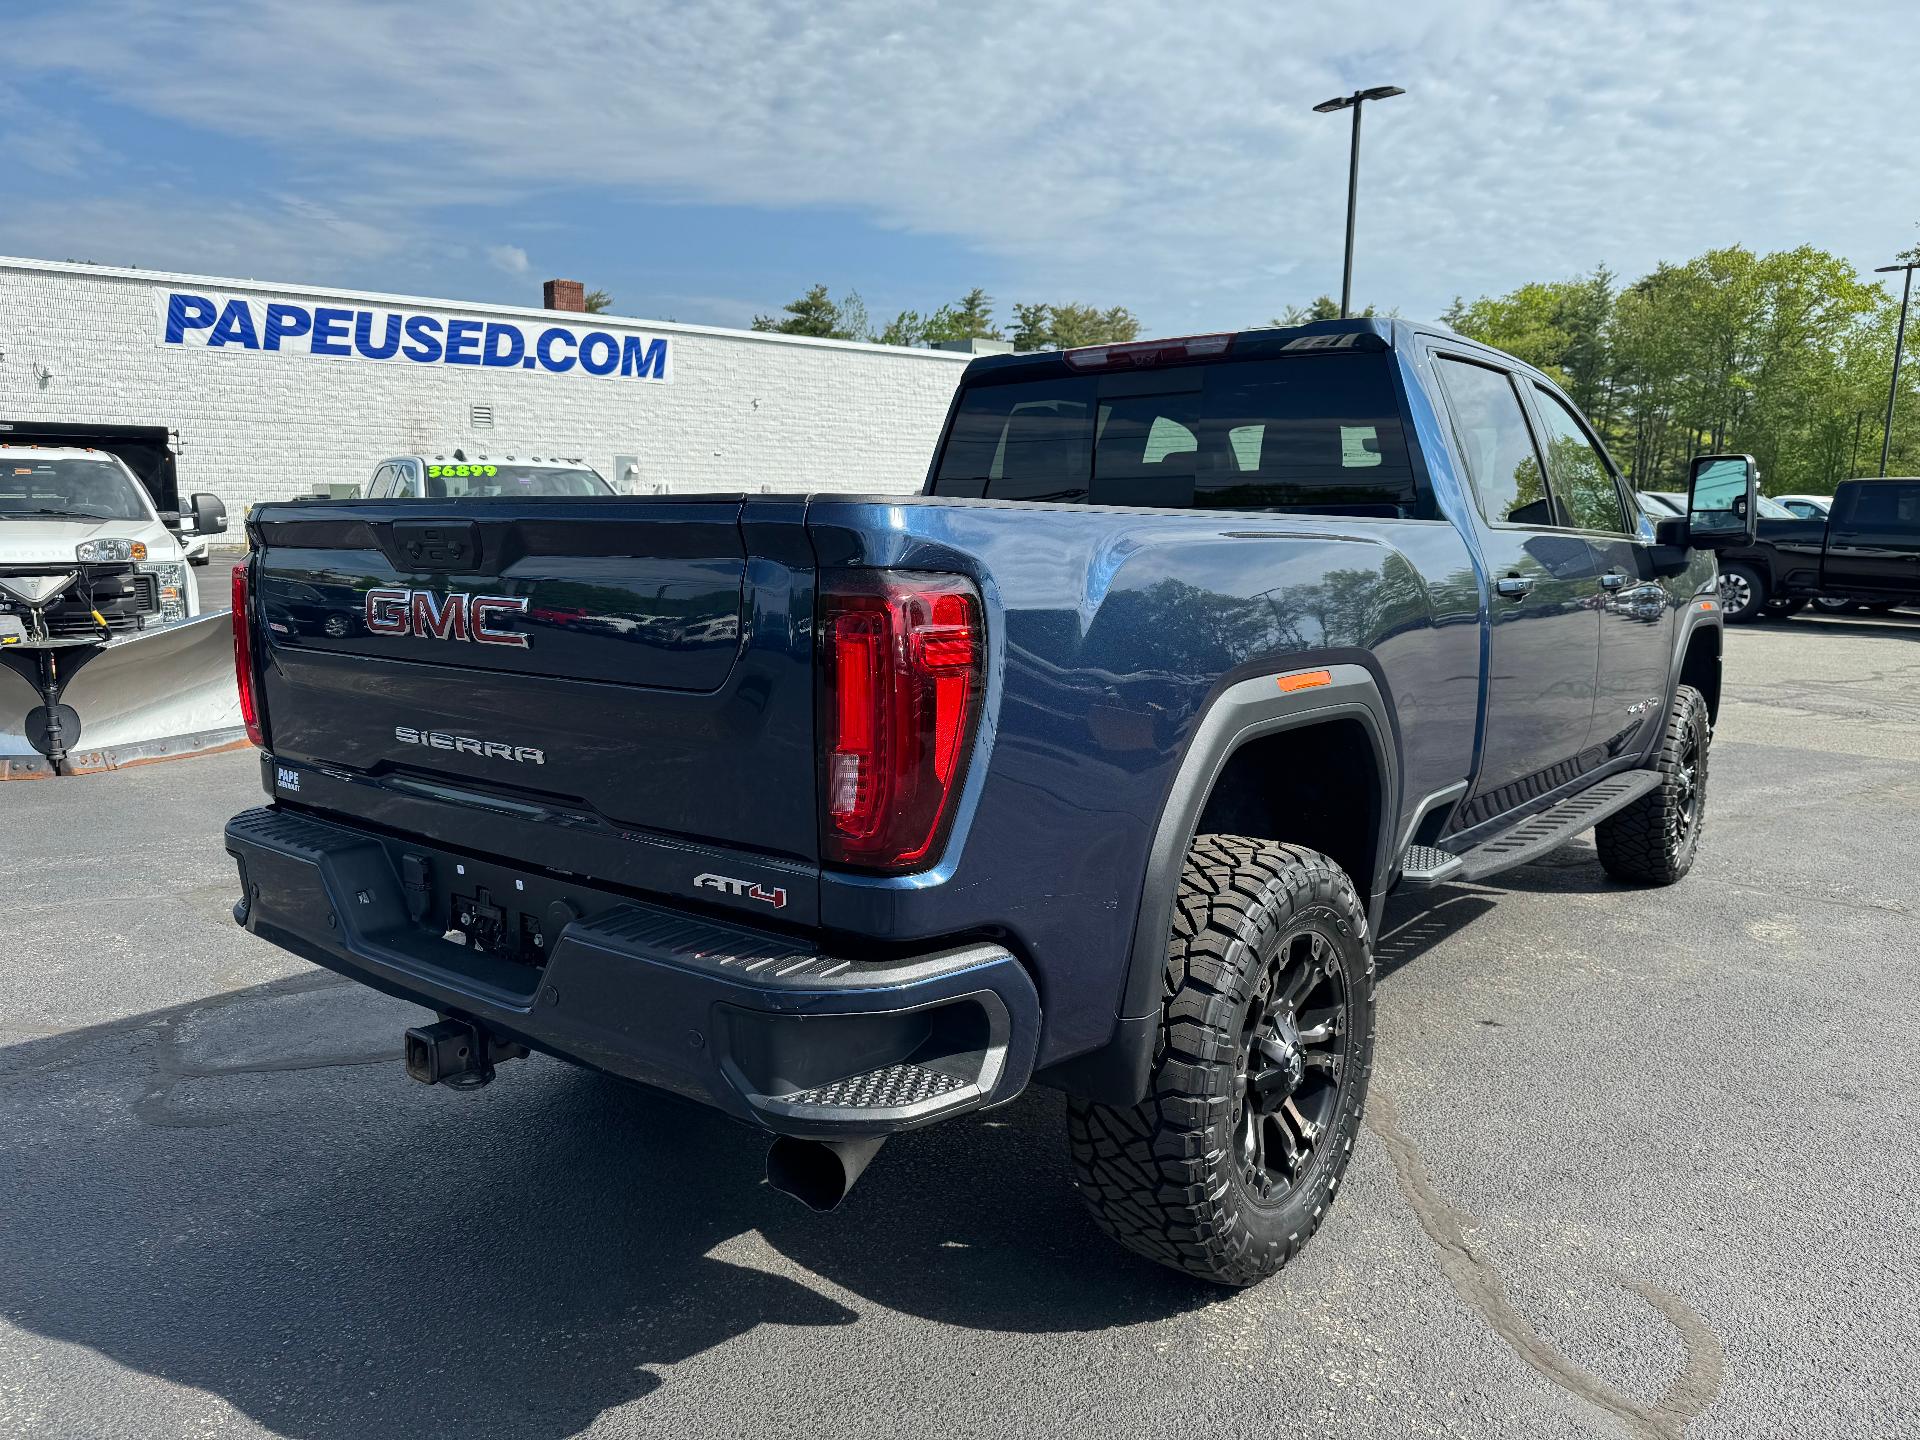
left=224, top=319, right=1756, bottom=1287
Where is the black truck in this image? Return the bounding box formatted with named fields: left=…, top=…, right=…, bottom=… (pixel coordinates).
left=223, top=319, right=1757, bottom=1286
left=1714, top=476, right=1920, bottom=621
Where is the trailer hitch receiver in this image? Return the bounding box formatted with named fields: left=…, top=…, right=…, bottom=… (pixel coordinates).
left=403, top=1018, right=528, bottom=1089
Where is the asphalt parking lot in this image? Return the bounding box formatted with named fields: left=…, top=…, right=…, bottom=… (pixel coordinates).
left=3, top=604, right=1916, bottom=1440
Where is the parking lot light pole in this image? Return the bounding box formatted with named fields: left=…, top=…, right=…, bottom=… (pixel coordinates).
left=1875, top=260, right=1918, bottom=477
left=1313, top=85, right=1405, bottom=320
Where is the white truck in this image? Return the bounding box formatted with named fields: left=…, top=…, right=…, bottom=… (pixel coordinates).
left=365, top=452, right=614, bottom=500
left=0, top=445, right=216, bottom=634
left=0, top=428, right=234, bottom=775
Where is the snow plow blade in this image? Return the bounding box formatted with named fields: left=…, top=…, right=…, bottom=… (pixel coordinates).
left=0, top=613, right=245, bottom=778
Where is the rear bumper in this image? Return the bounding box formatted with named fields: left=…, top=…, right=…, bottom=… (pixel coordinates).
left=224, top=805, right=1040, bottom=1138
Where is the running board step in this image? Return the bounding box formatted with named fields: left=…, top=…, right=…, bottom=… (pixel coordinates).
left=1398, top=770, right=1662, bottom=890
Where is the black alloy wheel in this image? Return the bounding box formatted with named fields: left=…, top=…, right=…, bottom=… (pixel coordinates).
left=1234, top=926, right=1350, bottom=1204
left=1068, top=837, right=1374, bottom=1287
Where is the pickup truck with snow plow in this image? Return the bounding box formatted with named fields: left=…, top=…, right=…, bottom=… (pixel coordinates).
left=223, top=319, right=1755, bottom=1287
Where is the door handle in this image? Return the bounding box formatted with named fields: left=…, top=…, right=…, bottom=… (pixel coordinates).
left=1599, top=571, right=1629, bottom=590
left=1495, top=575, right=1535, bottom=599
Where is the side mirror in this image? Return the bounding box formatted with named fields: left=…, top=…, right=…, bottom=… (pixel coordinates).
left=158, top=510, right=183, bottom=533
left=1685, top=454, right=1758, bottom=548
left=1647, top=517, right=1691, bottom=575
left=190, top=492, right=229, bottom=537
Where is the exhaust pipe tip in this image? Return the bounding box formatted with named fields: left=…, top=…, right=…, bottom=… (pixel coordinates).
left=765, top=1135, right=888, bottom=1213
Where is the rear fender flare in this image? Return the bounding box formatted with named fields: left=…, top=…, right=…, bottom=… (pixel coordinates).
left=1112, top=662, right=1398, bottom=1067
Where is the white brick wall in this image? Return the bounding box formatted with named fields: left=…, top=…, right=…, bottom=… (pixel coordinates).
left=0, top=257, right=970, bottom=515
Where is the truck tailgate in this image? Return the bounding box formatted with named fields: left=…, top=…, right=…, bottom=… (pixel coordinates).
left=251, top=496, right=821, bottom=903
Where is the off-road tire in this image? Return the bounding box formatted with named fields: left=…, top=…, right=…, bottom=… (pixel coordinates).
left=1718, top=563, right=1766, bottom=623
left=1067, top=837, right=1374, bottom=1287
left=1595, top=684, right=1710, bottom=885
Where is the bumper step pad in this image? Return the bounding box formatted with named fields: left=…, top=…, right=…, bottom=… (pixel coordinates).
left=783, top=1062, right=966, bottom=1110
left=1399, top=770, right=1661, bottom=890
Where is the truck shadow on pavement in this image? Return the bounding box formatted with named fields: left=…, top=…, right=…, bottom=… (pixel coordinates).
left=0, top=971, right=1213, bottom=1439
left=0, top=870, right=1531, bottom=1438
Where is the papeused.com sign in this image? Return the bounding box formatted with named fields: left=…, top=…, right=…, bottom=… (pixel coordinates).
left=154, top=288, right=672, bottom=382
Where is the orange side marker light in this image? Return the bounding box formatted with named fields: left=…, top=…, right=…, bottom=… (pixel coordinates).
left=1277, top=668, right=1334, bottom=693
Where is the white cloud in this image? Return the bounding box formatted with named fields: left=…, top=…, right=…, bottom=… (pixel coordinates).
left=0, top=190, right=426, bottom=284
left=6, top=0, right=1918, bottom=327
left=0, top=81, right=115, bottom=178
left=487, top=243, right=531, bottom=276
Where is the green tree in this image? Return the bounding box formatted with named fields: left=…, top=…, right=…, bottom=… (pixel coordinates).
left=1272, top=295, right=1384, bottom=326
left=1446, top=244, right=1919, bottom=490
left=582, top=288, right=614, bottom=314
left=1010, top=301, right=1055, bottom=351
left=752, top=284, right=873, bottom=341
left=1442, top=268, right=1614, bottom=413
left=1008, top=301, right=1140, bottom=351
left=876, top=309, right=928, bottom=347
left=925, top=288, right=1002, bottom=343
left=876, top=288, right=1004, bottom=348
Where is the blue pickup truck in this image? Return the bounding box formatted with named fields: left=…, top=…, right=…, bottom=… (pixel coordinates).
left=224, top=319, right=1756, bottom=1286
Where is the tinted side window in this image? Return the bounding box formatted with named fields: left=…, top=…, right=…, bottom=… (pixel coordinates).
left=1836, top=482, right=1920, bottom=533
left=1434, top=358, right=1558, bottom=527
left=934, top=378, right=1094, bottom=502
left=1533, top=386, right=1629, bottom=533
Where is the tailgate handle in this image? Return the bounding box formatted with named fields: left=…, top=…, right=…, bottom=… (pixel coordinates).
left=392, top=520, right=480, bottom=572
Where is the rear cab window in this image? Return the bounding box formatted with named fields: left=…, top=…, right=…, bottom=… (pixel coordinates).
left=418, top=464, right=611, bottom=499
left=931, top=347, right=1426, bottom=518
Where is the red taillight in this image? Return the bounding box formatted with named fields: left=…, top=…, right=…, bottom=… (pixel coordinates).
left=231, top=562, right=267, bottom=748
left=819, top=571, right=983, bottom=872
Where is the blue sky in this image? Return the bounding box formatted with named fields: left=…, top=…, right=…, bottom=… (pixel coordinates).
left=3, top=0, right=1917, bottom=335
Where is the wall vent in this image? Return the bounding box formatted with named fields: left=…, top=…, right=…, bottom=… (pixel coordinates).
left=470, top=403, right=495, bottom=428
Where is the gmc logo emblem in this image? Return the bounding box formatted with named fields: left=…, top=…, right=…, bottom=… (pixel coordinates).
left=365, top=587, right=529, bottom=647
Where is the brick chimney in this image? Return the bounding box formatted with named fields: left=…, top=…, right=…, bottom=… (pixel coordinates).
left=543, top=278, right=586, bottom=313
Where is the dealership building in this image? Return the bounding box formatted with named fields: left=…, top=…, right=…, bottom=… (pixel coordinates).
left=0, top=257, right=977, bottom=516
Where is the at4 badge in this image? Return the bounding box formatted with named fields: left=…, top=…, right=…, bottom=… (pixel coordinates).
left=692, top=872, right=788, bottom=909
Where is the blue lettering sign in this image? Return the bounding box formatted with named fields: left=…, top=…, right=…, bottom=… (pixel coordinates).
left=482, top=322, right=525, bottom=368
left=536, top=327, right=576, bottom=373
left=402, top=315, right=444, bottom=363
left=155, top=289, right=669, bottom=382
left=444, top=319, right=483, bottom=365
left=262, top=303, right=311, bottom=351
left=209, top=299, right=260, bottom=349
left=578, top=332, right=619, bottom=376
left=355, top=312, right=402, bottom=360
left=621, top=335, right=668, bottom=379
left=165, top=292, right=217, bottom=343
left=310, top=307, right=353, bottom=357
